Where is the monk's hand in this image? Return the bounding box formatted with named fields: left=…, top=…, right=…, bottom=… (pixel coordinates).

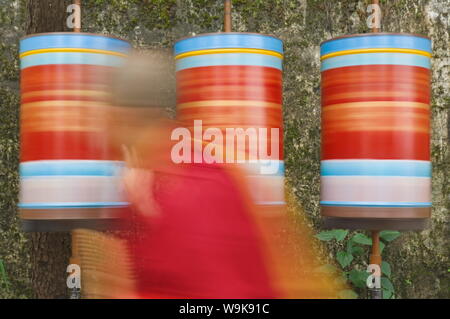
left=122, top=145, right=160, bottom=217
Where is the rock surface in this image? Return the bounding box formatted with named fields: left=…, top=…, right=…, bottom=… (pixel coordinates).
left=0, top=0, right=448, bottom=298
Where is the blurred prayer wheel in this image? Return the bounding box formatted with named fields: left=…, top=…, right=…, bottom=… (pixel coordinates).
left=320, top=33, right=432, bottom=230
left=174, top=33, right=285, bottom=213
left=19, top=33, right=131, bottom=231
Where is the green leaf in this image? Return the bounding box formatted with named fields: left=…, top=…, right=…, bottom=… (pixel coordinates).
left=346, top=240, right=353, bottom=253
left=334, top=229, right=349, bottom=241
left=338, top=289, right=358, bottom=299
left=381, top=277, right=394, bottom=293
left=348, top=269, right=369, bottom=289
left=346, top=239, right=366, bottom=255
left=382, top=276, right=395, bottom=299
left=381, top=261, right=391, bottom=278
left=380, top=241, right=386, bottom=253
left=351, top=233, right=372, bottom=245
left=315, top=230, right=336, bottom=241
left=380, top=230, right=401, bottom=242
left=315, top=229, right=348, bottom=241
left=0, top=260, right=9, bottom=287
left=383, top=288, right=393, bottom=299
left=351, top=245, right=365, bottom=255
left=336, top=251, right=353, bottom=268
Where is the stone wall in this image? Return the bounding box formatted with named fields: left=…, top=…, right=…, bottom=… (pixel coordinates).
left=0, top=0, right=448, bottom=298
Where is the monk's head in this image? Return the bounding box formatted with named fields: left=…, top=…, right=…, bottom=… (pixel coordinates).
left=107, top=49, right=175, bottom=149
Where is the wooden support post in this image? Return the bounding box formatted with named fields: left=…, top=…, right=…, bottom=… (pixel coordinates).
left=371, top=0, right=380, bottom=33
left=74, top=0, right=81, bottom=32
left=368, top=0, right=382, bottom=300
left=70, top=0, right=81, bottom=298
left=370, top=231, right=382, bottom=266
left=224, top=0, right=232, bottom=32
left=369, top=230, right=382, bottom=298
left=26, top=0, right=72, bottom=299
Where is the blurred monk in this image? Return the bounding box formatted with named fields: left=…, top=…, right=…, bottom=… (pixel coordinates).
left=88, top=50, right=346, bottom=299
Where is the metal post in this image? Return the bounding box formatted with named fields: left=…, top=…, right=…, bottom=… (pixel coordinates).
left=74, top=0, right=81, bottom=32
left=371, top=0, right=380, bottom=33
left=224, top=0, right=232, bottom=32
left=70, top=0, right=81, bottom=299
left=369, top=230, right=382, bottom=299
left=368, top=0, right=382, bottom=299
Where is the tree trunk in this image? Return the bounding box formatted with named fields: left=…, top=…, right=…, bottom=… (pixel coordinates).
left=26, top=0, right=72, bottom=299
left=27, top=0, right=71, bottom=33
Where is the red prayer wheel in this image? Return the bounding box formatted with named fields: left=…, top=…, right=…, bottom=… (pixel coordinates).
left=320, top=33, right=432, bottom=230
left=174, top=33, right=285, bottom=212
left=19, top=33, right=131, bottom=231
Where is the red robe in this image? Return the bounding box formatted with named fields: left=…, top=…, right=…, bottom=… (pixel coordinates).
left=121, top=124, right=277, bottom=298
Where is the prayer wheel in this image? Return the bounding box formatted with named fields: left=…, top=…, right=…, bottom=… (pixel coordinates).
left=19, top=33, right=131, bottom=231
left=174, top=33, right=285, bottom=212
left=320, top=33, right=432, bottom=230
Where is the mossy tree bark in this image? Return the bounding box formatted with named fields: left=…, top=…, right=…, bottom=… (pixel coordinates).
left=25, top=0, right=72, bottom=299
left=27, top=0, right=71, bottom=33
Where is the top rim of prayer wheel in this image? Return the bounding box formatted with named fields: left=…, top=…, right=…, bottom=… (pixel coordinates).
left=320, top=32, right=430, bottom=45
left=174, top=32, right=283, bottom=56
left=21, top=32, right=130, bottom=42
left=20, top=32, right=131, bottom=55
left=320, top=32, right=431, bottom=57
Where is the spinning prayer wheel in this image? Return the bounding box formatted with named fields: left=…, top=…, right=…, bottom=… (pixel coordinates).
left=174, top=32, right=285, bottom=212
left=19, top=33, right=131, bottom=231
left=320, top=33, right=432, bottom=230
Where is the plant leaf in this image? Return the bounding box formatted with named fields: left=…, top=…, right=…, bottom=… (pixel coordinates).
left=316, top=229, right=349, bottom=241
left=334, top=229, right=349, bottom=241
left=351, top=233, right=372, bottom=245
left=315, top=230, right=336, bottom=241
left=381, top=261, right=391, bottom=278
left=336, top=250, right=353, bottom=268
left=346, top=240, right=365, bottom=255
left=348, top=269, right=369, bottom=289
left=380, top=230, right=401, bottom=242
left=0, top=260, right=9, bottom=287
left=380, top=241, right=386, bottom=253
left=346, top=240, right=353, bottom=253
left=383, top=288, right=393, bottom=299
left=382, top=276, right=395, bottom=299
left=351, top=245, right=365, bottom=255
left=381, top=277, right=394, bottom=293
